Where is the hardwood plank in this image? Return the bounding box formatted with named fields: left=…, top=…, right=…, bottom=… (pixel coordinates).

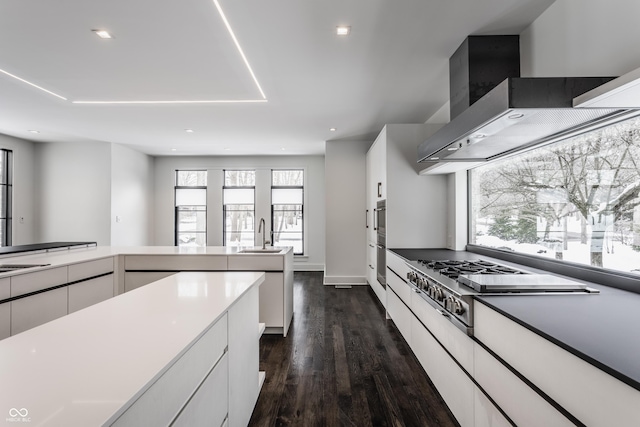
left=249, top=272, right=458, bottom=427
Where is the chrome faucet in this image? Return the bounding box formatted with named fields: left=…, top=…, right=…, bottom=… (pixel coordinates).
left=258, top=218, right=270, bottom=249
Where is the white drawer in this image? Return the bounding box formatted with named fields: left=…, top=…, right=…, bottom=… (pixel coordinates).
left=0, top=302, right=9, bottom=340
left=475, top=301, right=640, bottom=426
left=0, top=278, right=9, bottom=300
left=68, top=257, right=114, bottom=282
left=386, top=269, right=411, bottom=306
left=68, top=275, right=115, bottom=313
left=386, top=286, right=412, bottom=343
left=410, top=290, right=474, bottom=373
left=172, top=353, right=228, bottom=427
left=124, top=255, right=227, bottom=271
left=474, top=342, right=573, bottom=427
left=386, top=250, right=411, bottom=281
left=112, top=314, right=228, bottom=426
left=11, top=266, right=68, bottom=297
left=11, top=287, right=68, bottom=335
left=124, top=272, right=175, bottom=292
left=227, top=255, right=283, bottom=271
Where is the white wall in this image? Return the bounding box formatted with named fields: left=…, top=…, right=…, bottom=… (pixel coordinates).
left=521, top=0, right=640, bottom=78
left=324, top=140, right=370, bottom=284
left=111, top=143, right=155, bottom=246
left=34, top=141, right=112, bottom=245
left=0, top=134, right=36, bottom=245
left=154, top=155, right=325, bottom=270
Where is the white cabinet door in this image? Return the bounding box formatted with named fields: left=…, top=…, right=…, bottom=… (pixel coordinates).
left=259, top=272, right=283, bottom=328
left=124, top=272, right=175, bottom=292
left=474, top=387, right=512, bottom=427
left=0, top=303, right=9, bottom=340
left=10, top=267, right=67, bottom=297
left=11, top=287, right=68, bottom=335
left=411, top=316, right=474, bottom=427
left=386, top=286, right=411, bottom=344
left=172, top=354, right=228, bottom=427
left=68, top=257, right=114, bottom=282
left=474, top=342, right=573, bottom=427
left=227, top=284, right=259, bottom=427
left=68, top=274, right=115, bottom=313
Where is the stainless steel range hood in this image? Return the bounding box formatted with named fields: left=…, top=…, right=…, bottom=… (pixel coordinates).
left=418, top=76, right=631, bottom=174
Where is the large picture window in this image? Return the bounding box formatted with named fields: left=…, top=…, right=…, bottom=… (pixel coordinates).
left=272, top=170, right=303, bottom=255
left=175, top=170, right=207, bottom=247
left=0, top=149, right=12, bottom=247
left=470, top=115, right=640, bottom=275
left=223, top=170, right=255, bottom=247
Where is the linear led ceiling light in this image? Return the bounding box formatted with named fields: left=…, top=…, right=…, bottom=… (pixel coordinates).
left=1, top=2, right=265, bottom=104
left=336, top=26, right=351, bottom=36
left=0, top=68, right=67, bottom=101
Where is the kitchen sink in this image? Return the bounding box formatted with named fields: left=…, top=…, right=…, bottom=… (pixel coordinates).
left=0, top=264, right=50, bottom=272
left=237, top=249, right=282, bottom=254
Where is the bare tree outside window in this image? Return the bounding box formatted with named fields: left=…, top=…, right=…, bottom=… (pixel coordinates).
left=223, top=170, right=255, bottom=247
left=272, top=170, right=303, bottom=254
left=471, top=116, right=640, bottom=274
left=175, top=170, right=207, bottom=247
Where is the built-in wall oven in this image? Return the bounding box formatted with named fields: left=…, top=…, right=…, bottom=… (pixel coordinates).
left=375, top=200, right=386, bottom=287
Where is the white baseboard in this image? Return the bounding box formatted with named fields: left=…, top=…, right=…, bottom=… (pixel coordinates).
left=322, top=275, right=367, bottom=286
left=294, top=263, right=324, bottom=271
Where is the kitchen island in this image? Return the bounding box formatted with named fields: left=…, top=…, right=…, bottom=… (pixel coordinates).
left=0, top=245, right=294, bottom=340
left=0, top=271, right=264, bottom=427
left=386, top=248, right=640, bottom=427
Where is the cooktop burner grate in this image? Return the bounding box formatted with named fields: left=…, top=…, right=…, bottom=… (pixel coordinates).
left=417, top=259, right=526, bottom=279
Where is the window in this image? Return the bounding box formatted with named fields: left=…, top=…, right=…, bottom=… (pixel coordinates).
left=272, top=170, right=303, bottom=254
left=470, top=115, right=640, bottom=275
left=223, top=170, right=255, bottom=247
left=0, top=149, right=12, bottom=247
left=175, top=170, right=207, bottom=247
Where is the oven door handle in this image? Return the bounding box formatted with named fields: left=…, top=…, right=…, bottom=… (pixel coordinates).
left=376, top=244, right=385, bottom=249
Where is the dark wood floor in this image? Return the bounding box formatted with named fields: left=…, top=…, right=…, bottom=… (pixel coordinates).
left=249, top=271, right=458, bottom=427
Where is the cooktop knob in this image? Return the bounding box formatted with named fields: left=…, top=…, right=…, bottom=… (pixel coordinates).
left=434, top=287, right=444, bottom=301
left=453, top=299, right=465, bottom=315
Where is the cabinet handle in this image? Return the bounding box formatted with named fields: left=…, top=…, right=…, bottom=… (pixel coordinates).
left=369, top=244, right=375, bottom=248
left=378, top=182, right=382, bottom=198
left=436, top=309, right=450, bottom=318
left=369, top=265, right=375, bottom=270
left=373, top=208, right=378, bottom=231
left=366, top=209, right=369, bottom=229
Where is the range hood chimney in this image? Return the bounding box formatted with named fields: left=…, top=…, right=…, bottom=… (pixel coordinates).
left=418, top=36, right=632, bottom=174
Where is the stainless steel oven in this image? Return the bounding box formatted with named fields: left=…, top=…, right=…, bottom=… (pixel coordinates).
left=376, top=200, right=386, bottom=287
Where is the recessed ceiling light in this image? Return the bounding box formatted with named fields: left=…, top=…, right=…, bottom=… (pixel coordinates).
left=281, top=148, right=286, bottom=151
left=336, top=26, right=351, bottom=36
left=224, top=147, right=231, bottom=151
left=28, top=130, right=40, bottom=134
left=508, top=113, right=524, bottom=119
left=92, top=29, right=113, bottom=39
left=170, top=148, right=177, bottom=152
left=330, top=128, right=337, bottom=132
left=429, top=157, right=439, bottom=161
left=447, top=146, right=459, bottom=151
left=185, top=129, right=194, bottom=133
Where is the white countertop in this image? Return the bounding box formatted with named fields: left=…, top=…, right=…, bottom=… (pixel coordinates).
left=0, top=245, right=291, bottom=280
left=0, top=271, right=265, bottom=426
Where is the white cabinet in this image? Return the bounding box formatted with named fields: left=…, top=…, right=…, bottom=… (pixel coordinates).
left=386, top=286, right=411, bottom=343
left=68, top=275, right=115, bottom=313
left=474, top=341, right=572, bottom=427
left=112, top=314, right=228, bottom=427
left=475, top=301, right=640, bottom=426
left=124, top=255, right=228, bottom=271
left=411, top=315, right=475, bottom=427
left=474, top=387, right=512, bottom=427
left=11, top=287, right=68, bottom=335
left=10, top=266, right=67, bottom=297
left=0, top=278, right=9, bottom=340
left=365, top=124, right=447, bottom=249
left=68, top=257, right=114, bottom=282
left=172, top=354, right=229, bottom=427
left=259, top=272, right=284, bottom=330
left=0, top=302, right=9, bottom=340
left=124, top=272, right=175, bottom=292
left=227, top=283, right=260, bottom=427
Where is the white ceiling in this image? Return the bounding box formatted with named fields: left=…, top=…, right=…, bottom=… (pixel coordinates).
left=0, top=0, right=554, bottom=156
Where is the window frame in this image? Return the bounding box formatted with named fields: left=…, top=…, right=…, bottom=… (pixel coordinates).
left=174, top=170, right=207, bottom=247
left=465, top=116, right=640, bottom=294
left=271, top=169, right=304, bottom=255
left=0, top=149, right=12, bottom=247
left=222, top=170, right=256, bottom=247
